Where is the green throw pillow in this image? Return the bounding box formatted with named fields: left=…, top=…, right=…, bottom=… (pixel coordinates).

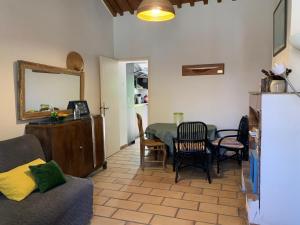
left=29, top=160, right=66, bottom=193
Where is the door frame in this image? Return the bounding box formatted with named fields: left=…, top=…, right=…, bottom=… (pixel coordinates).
left=116, top=57, right=151, bottom=126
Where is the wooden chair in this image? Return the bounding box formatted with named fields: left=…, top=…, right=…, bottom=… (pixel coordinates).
left=173, top=122, right=212, bottom=183
left=136, top=113, right=167, bottom=169
left=212, top=116, right=249, bottom=173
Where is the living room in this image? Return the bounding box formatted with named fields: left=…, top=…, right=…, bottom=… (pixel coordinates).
left=0, top=0, right=299, bottom=225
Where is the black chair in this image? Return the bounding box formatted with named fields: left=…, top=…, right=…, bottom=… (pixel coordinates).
left=212, top=116, right=249, bottom=173
left=173, top=122, right=212, bottom=183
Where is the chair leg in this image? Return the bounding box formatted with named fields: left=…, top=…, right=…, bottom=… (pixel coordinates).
left=141, top=144, right=145, bottom=170
left=217, top=148, right=221, bottom=174
left=207, top=154, right=212, bottom=184
left=173, top=151, right=176, bottom=172
left=162, top=149, right=167, bottom=169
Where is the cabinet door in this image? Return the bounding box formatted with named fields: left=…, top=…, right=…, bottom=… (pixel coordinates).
left=51, top=123, right=80, bottom=176
left=78, top=119, right=94, bottom=177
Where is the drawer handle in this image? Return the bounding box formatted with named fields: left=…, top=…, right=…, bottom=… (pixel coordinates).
left=79, top=146, right=83, bottom=150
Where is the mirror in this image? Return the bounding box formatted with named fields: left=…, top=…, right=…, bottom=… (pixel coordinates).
left=18, top=60, right=84, bottom=120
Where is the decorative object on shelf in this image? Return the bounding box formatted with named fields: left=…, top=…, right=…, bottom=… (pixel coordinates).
left=290, top=33, right=300, bottom=50
left=182, top=63, right=225, bottom=76
left=137, top=0, right=175, bottom=22
left=261, top=64, right=292, bottom=93
left=66, top=51, right=84, bottom=71
left=273, top=0, right=287, bottom=56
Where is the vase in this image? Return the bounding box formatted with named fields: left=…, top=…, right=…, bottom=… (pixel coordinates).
left=270, top=80, right=286, bottom=93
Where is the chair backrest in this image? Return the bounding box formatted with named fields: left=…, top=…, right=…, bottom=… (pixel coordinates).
left=136, top=113, right=145, bottom=142
left=237, top=116, right=249, bottom=146
left=176, top=122, right=208, bottom=152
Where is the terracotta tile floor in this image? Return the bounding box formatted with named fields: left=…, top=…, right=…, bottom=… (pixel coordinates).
left=91, top=142, right=247, bottom=225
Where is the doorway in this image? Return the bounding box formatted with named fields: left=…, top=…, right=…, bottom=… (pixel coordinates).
left=99, top=57, right=149, bottom=158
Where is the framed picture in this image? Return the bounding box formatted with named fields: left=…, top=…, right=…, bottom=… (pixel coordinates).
left=273, top=0, right=287, bottom=57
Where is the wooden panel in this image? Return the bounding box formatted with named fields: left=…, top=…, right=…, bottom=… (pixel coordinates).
left=103, top=0, right=236, bottom=17
left=93, top=115, right=105, bottom=168
left=79, top=119, right=94, bottom=177
left=182, top=63, right=224, bottom=76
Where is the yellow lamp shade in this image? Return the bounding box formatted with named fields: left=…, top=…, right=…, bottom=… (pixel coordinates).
left=137, top=0, right=175, bottom=22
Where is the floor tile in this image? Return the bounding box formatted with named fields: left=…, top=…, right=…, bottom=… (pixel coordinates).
left=222, top=184, right=241, bottom=192
left=150, top=215, right=194, bottom=225
left=199, top=203, right=238, bottom=216
left=112, top=209, right=153, bottom=224
left=105, top=198, right=142, bottom=210
left=129, top=193, right=164, bottom=204
left=94, top=205, right=117, bottom=217
left=114, top=178, right=143, bottom=186
left=135, top=175, right=163, bottom=182
left=218, top=215, right=245, bottom=225
left=162, top=198, right=199, bottom=210
left=139, top=203, right=177, bottom=217
left=202, top=189, right=237, bottom=199
left=150, top=189, right=183, bottom=199
left=219, top=197, right=245, bottom=208
left=141, top=181, right=172, bottom=190
left=171, top=184, right=203, bottom=194
left=94, top=182, right=124, bottom=191
left=94, top=195, right=110, bottom=205
left=177, top=209, right=218, bottom=224
left=190, top=181, right=222, bottom=190
left=183, top=193, right=218, bottom=204
left=100, top=190, right=132, bottom=200
left=120, top=185, right=152, bottom=194
left=91, top=216, right=125, bottom=225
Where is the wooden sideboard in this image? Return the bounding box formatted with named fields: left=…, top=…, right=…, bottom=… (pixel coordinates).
left=25, top=115, right=106, bottom=177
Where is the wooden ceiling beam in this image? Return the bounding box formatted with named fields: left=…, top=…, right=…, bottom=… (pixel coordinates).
left=174, top=0, right=182, bottom=8
left=125, top=0, right=135, bottom=14
left=109, top=0, right=124, bottom=16
left=102, top=0, right=237, bottom=17
left=102, top=0, right=117, bottom=17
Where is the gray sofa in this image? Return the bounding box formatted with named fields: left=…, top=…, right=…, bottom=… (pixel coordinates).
left=0, top=134, right=93, bottom=225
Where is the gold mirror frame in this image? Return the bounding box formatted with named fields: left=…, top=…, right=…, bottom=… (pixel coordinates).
left=18, top=60, right=84, bottom=120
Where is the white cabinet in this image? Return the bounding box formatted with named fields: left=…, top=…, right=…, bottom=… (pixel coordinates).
left=244, top=93, right=300, bottom=225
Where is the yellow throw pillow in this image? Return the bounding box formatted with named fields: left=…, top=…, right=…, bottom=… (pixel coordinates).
left=0, top=158, right=45, bottom=201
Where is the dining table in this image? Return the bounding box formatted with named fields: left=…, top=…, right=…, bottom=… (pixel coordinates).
left=145, top=123, right=217, bottom=155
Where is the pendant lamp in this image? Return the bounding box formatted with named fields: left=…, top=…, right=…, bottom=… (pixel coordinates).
left=137, top=0, right=175, bottom=22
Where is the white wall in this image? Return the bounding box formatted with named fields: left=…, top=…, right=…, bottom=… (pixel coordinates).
left=0, top=0, right=114, bottom=140
left=113, top=0, right=275, bottom=129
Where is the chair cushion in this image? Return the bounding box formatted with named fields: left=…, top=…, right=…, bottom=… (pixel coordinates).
left=175, top=142, right=206, bottom=152
left=212, top=137, right=244, bottom=149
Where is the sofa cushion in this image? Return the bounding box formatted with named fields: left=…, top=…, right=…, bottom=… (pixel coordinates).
left=0, top=135, right=45, bottom=172
left=0, top=158, right=45, bottom=201
left=29, top=160, right=66, bottom=193
left=0, top=176, right=93, bottom=225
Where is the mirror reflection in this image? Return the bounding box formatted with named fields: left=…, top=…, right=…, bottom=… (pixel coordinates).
left=25, top=69, right=81, bottom=112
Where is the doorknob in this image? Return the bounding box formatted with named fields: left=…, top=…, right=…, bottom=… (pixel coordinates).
left=100, top=103, right=109, bottom=116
